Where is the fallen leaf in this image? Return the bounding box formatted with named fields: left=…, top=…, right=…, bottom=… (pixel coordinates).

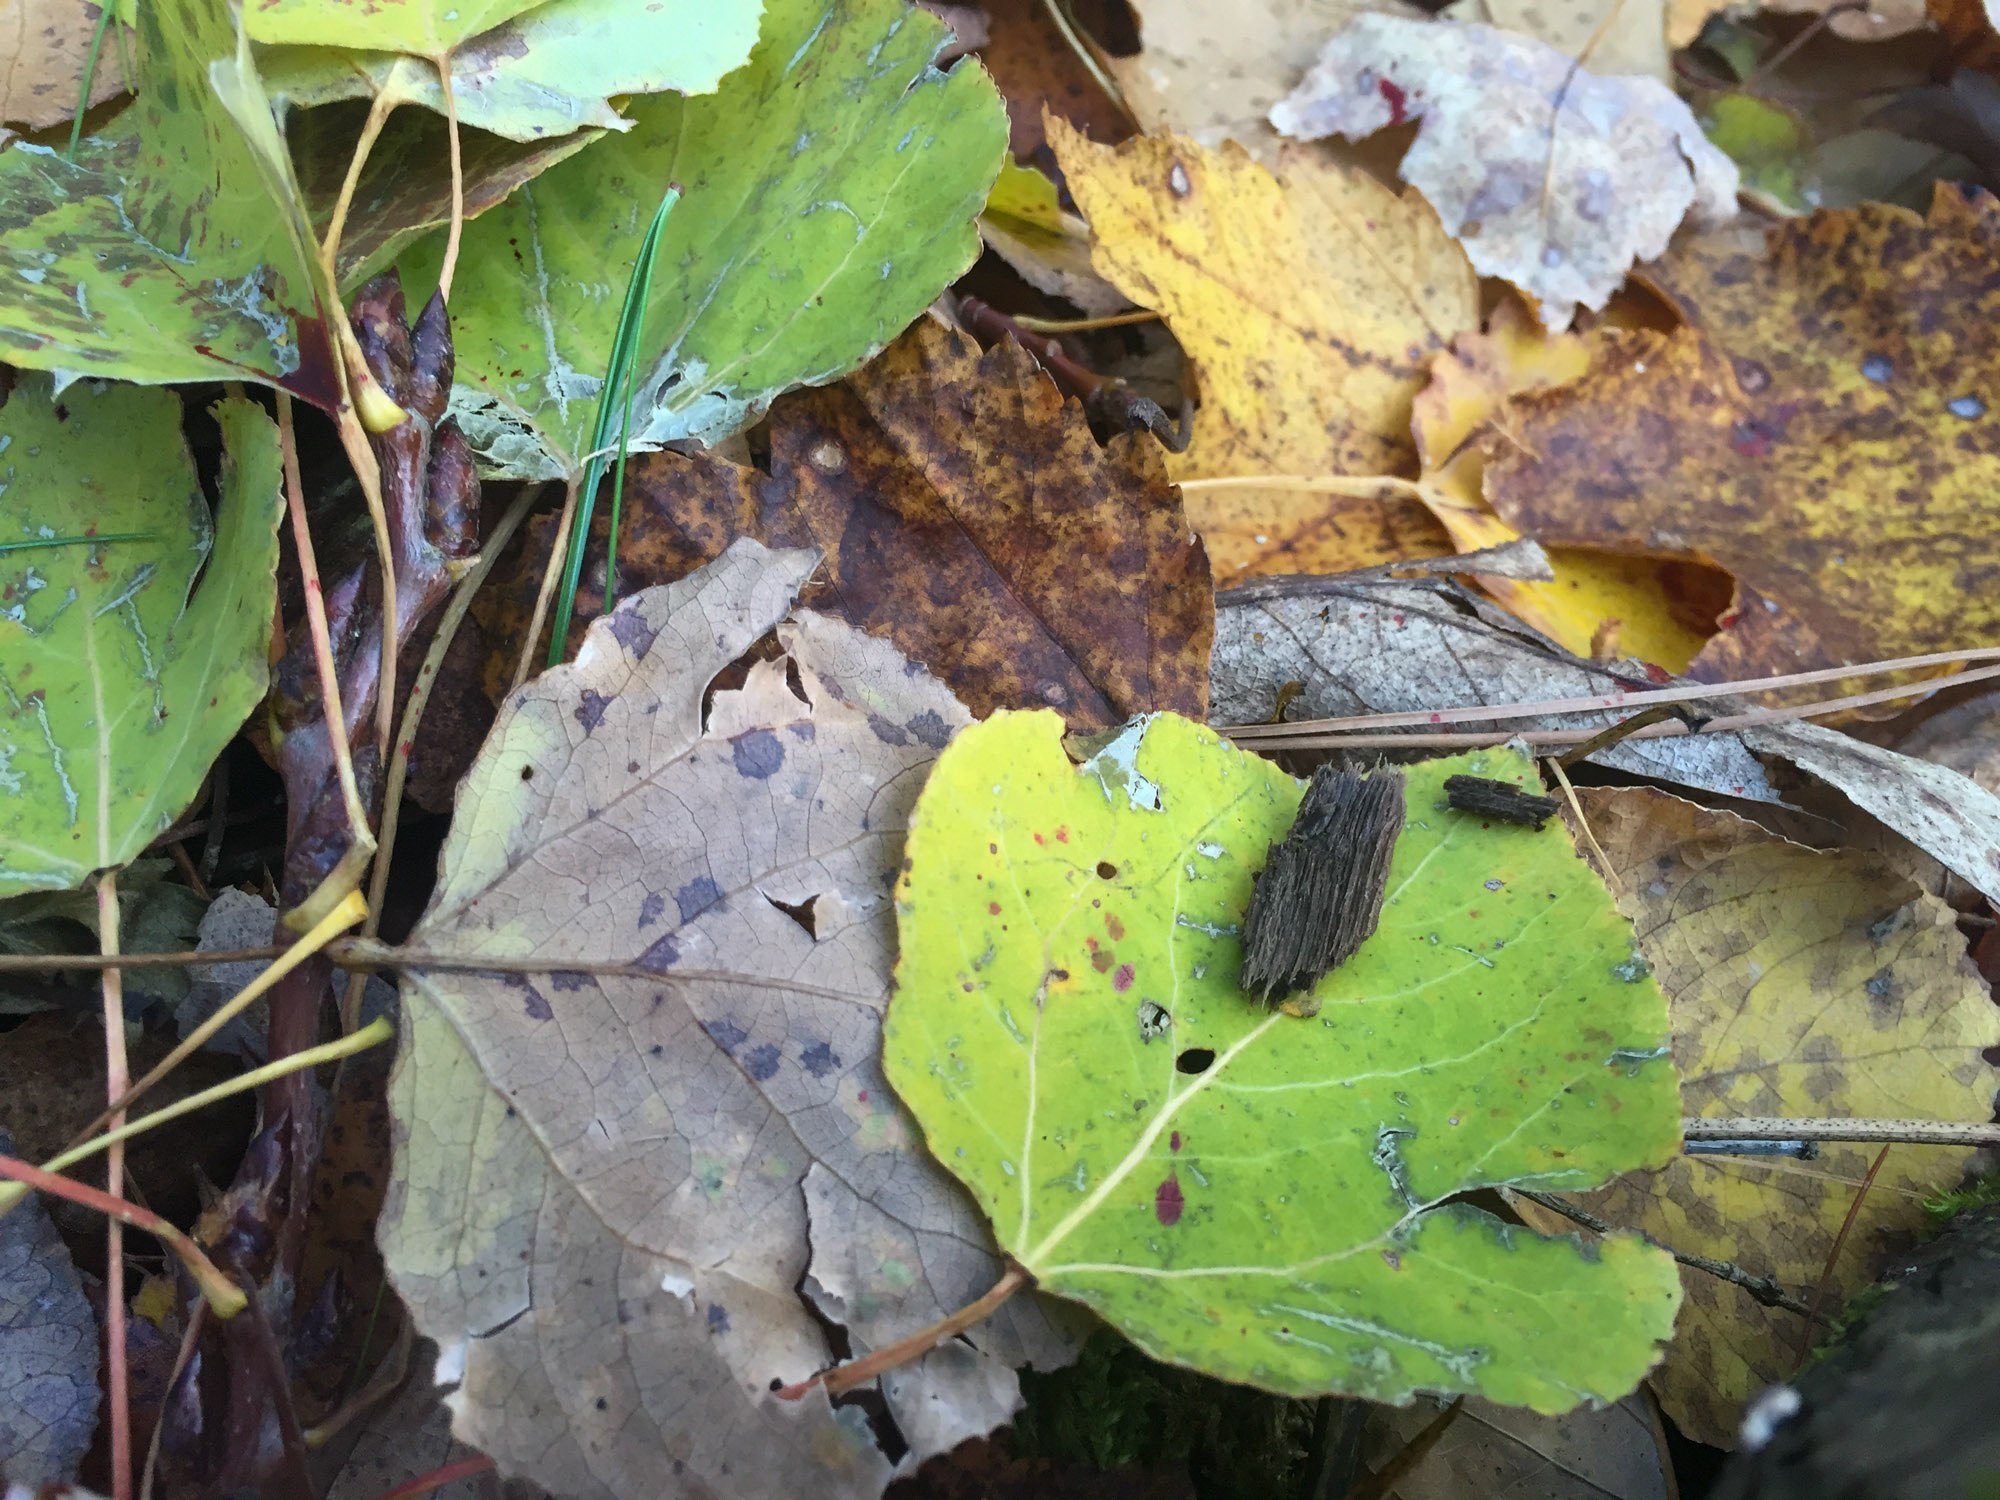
left=974, top=0, right=1132, bottom=161
left=324, top=1346, right=501, bottom=1500
left=1486, top=187, right=2000, bottom=680
left=383, top=540, right=1079, bottom=1499
left=1548, top=788, right=2000, bottom=1447
left=477, top=318, right=1214, bottom=728
left=257, top=0, right=763, bottom=142
left=0, top=0, right=342, bottom=399
left=1271, top=14, right=1739, bottom=325
left=1670, top=0, right=1928, bottom=45
left=0, top=1129, right=98, bottom=1487
left=886, top=714, right=1686, bottom=1410
left=402, top=0, right=1006, bottom=475
left=1360, top=1391, right=1670, bottom=1499
left=1106, top=0, right=1423, bottom=164
left=0, top=0, right=128, bottom=129
left=1447, top=0, right=1670, bottom=82
left=1049, top=118, right=1472, bottom=575
left=980, top=161, right=1130, bottom=317
left=1890, top=687, right=2000, bottom=793
left=288, top=97, right=603, bottom=290
left=1209, top=571, right=1786, bottom=802
left=0, top=377, right=283, bottom=897
left=1411, top=293, right=1733, bottom=671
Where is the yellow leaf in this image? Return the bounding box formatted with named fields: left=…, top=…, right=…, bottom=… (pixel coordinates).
left=1049, top=118, right=1474, bottom=580
left=1546, top=789, right=2000, bottom=1447
left=1411, top=295, right=1730, bottom=671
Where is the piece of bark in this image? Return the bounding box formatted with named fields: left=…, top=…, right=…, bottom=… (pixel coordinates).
left=1444, top=774, right=1559, bottom=829
left=1238, top=766, right=1405, bottom=1003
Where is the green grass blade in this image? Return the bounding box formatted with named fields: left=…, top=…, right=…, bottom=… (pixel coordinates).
left=65, top=0, right=121, bottom=163
left=546, top=182, right=683, bottom=668
left=0, top=531, right=156, bottom=555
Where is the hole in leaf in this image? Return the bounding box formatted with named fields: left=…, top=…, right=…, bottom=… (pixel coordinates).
left=1096, top=861, right=1118, bottom=880
left=765, top=892, right=819, bottom=938
left=1175, top=1047, right=1215, bottom=1075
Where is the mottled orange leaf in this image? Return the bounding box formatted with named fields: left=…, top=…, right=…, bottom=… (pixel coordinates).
left=476, top=318, right=1212, bottom=729
left=1486, top=187, right=2000, bottom=681
left=1412, top=295, right=1732, bottom=671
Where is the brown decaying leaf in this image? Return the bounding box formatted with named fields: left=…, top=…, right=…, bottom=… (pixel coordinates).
left=974, top=0, right=1133, bottom=163
left=1488, top=187, right=2000, bottom=684
left=1546, top=788, right=2000, bottom=1447
left=474, top=317, right=1211, bottom=730
left=1271, top=14, right=1738, bottom=326
left=0, top=0, right=127, bottom=130
left=1358, top=1391, right=1670, bottom=1500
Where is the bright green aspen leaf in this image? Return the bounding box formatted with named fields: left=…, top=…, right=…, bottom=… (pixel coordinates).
left=260, top=0, right=765, bottom=142
left=885, top=712, right=1685, bottom=1412
left=0, top=0, right=341, bottom=403
left=243, top=0, right=544, bottom=56
left=0, top=378, right=284, bottom=896
left=398, top=0, right=1008, bottom=477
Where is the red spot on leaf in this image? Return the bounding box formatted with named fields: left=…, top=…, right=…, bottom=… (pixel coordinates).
left=1468, top=909, right=1482, bottom=919
left=857, top=1089, right=869, bottom=1103
left=1055, top=826, right=1070, bottom=843
left=1092, top=951, right=1116, bottom=973
left=1034, top=832, right=1045, bottom=845
left=1643, top=662, right=1671, bottom=684
left=1113, top=963, right=1135, bottom=992
left=1170, top=1131, right=1181, bottom=1152
left=989, top=902, right=1001, bottom=915
left=1105, top=915, right=1126, bottom=940
left=1155, top=1176, right=1184, bottom=1226
left=1378, top=77, right=1409, bottom=123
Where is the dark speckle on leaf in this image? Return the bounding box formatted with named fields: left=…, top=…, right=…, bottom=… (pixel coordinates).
left=550, top=971, right=590, bottom=991
left=636, top=932, right=681, bottom=971
left=1155, top=1175, right=1184, bottom=1226
left=904, top=709, right=953, bottom=748
left=676, top=876, right=723, bottom=922
left=867, top=712, right=910, bottom=746
left=731, top=727, right=785, bottom=778
left=638, top=891, right=666, bottom=929
left=707, top=1302, right=730, bottom=1334
left=744, top=1043, right=782, bottom=1082
left=800, top=1040, right=841, bottom=1077
left=704, top=1019, right=748, bottom=1052
left=574, top=689, right=611, bottom=731
left=606, top=608, right=658, bottom=658
left=788, top=722, right=816, bottom=740
left=508, top=976, right=553, bottom=1021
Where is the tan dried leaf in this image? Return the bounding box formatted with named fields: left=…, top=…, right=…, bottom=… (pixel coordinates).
left=382, top=541, right=1077, bottom=1500
left=0, top=0, right=126, bottom=130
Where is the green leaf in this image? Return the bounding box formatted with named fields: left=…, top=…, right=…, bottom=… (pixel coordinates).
left=0, top=377, right=284, bottom=897
left=0, top=0, right=341, bottom=400
left=399, top=0, right=1008, bottom=476
left=260, top=0, right=765, bottom=141
left=884, top=711, right=1684, bottom=1412
left=243, top=0, right=545, bottom=56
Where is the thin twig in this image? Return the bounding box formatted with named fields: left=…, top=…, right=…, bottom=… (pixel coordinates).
left=382, top=1457, right=496, bottom=1500
left=1515, top=1189, right=1816, bottom=1317
left=1224, top=646, right=2000, bottom=739
left=432, top=50, right=465, bottom=301
left=513, top=474, right=581, bottom=691
left=1178, top=474, right=1430, bottom=498
left=776, top=1261, right=1031, bottom=1400
left=1797, top=1143, right=1891, bottom=1370
left=1545, top=757, right=1621, bottom=896
left=236, top=1268, right=316, bottom=1500
left=138, top=1298, right=207, bottom=1500
left=4, top=1018, right=394, bottom=1212
left=1011, top=309, right=1161, bottom=334
left=0, top=945, right=289, bottom=973
left=0, top=1153, right=245, bottom=1316
left=318, top=88, right=401, bottom=282
left=276, top=393, right=378, bottom=863
left=1343, top=1397, right=1464, bottom=1500
left=1039, top=0, right=1139, bottom=130
left=346, top=482, right=546, bottom=1030
left=98, top=872, right=133, bottom=1500
left=1685, top=1118, right=2000, bottom=1146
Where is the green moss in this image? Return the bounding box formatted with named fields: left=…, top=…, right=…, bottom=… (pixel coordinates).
left=1922, top=1169, right=2000, bottom=1230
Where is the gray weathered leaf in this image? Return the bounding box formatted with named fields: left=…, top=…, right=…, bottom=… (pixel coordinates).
left=0, top=1129, right=99, bottom=1487
left=1211, top=573, right=1784, bottom=802
left=383, top=540, right=1076, bottom=1500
